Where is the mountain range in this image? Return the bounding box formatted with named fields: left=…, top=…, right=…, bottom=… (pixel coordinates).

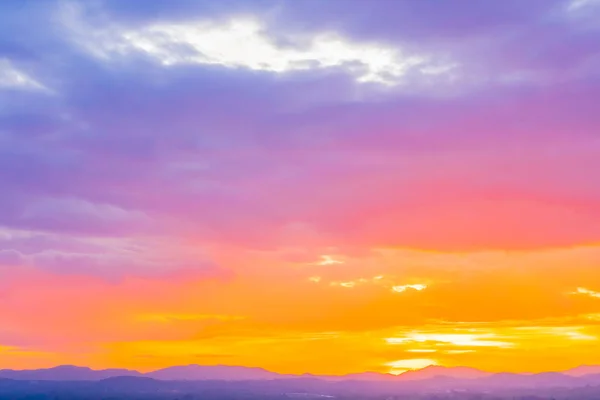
left=2, top=364, right=600, bottom=389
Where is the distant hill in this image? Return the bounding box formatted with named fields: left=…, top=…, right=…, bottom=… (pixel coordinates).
left=2, top=363, right=600, bottom=389
left=146, top=365, right=282, bottom=381
left=564, top=365, right=600, bottom=377
left=0, top=365, right=142, bottom=381
left=395, top=365, right=490, bottom=380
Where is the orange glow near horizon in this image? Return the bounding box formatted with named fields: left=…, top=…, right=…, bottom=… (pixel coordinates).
left=2, top=245, right=600, bottom=375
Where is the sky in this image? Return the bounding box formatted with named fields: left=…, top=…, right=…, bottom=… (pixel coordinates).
left=0, top=0, right=600, bottom=376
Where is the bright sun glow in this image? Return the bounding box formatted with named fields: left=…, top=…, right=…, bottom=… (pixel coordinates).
left=386, top=359, right=438, bottom=374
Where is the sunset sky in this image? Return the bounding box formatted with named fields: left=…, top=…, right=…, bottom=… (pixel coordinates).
left=1, top=0, right=600, bottom=376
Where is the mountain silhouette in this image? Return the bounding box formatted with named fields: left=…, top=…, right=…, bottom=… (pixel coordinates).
left=146, top=364, right=281, bottom=380
left=564, top=365, right=600, bottom=377
left=395, top=365, right=490, bottom=380
left=1, top=364, right=600, bottom=388
left=0, top=365, right=141, bottom=381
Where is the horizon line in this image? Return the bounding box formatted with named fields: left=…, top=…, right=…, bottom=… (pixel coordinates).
left=2, top=363, right=598, bottom=376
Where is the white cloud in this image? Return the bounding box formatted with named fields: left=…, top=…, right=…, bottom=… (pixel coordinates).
left=446, top=349, right=476, bottom=354
left=572, top=287, right=600, bottom=298
left=567, top=0, right=600, bottom=11
left=0, top=59, right=47, bottom=91
left=120, top=17, right=440, bottom=85
left=312, top=255, right=343, bottom=266
left=565, top=330, right=596, bottom=340
left=392, top=284, right=427, bottom=293
left=333, top=281, right=356, bottom=288
left=60, top=2, right=454, bottom=87
left=327, top=276, right=430, bottom=293
left=406, top=349, right=437, bottom=353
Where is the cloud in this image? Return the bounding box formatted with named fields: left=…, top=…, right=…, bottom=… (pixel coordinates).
left=515, top=326, right=596, bottom=341
left=61, top=1, right=459, bottom=87
left=383, top=324, right=598, bottom=359
left=392, top=284, right=427, bottom=293
left=565, top=0, right=600, bottom=18
left=29, top=250, right=219, bottom=279
left=0, top=227, right=228, bottom=280
left=116, top=18, right=448, bottom=86
left=311, top=255, right=344, bottom=266
left=385, top=333, right=513, bottom=349
left=325, top=274, right=430, bottom=294
left=0, top=59, right=47, bottom=91
left=15, top=197, right=153, bottom=236
left=0, top=249, right=25, bottom=267
left=572, top=287, right=600, bottom=298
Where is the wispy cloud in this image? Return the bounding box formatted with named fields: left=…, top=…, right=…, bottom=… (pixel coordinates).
left=312, top=255, right=344, bottom=266
left=328, top=276, right=429, bottom=294
left=392, top=284, right=427, bottom=293
left=385, top=333, right=513, bottom=349
left=572, top=287, right=600, bottom=298
left=0, top=59, right=48, bottom=91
